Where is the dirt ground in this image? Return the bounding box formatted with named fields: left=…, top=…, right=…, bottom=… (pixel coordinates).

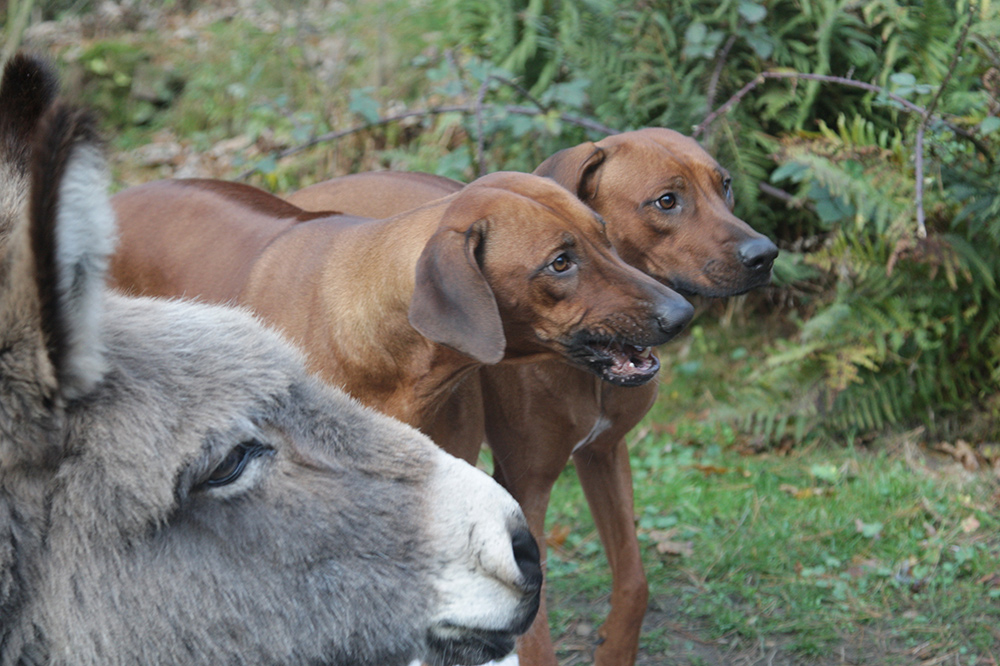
left=550, top=595, right=919, bottom=666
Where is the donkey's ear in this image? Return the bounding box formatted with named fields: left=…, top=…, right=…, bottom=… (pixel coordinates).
left=409, top=219, right=506, bottom=365
left=21, top=103, right=116, bottom=400
left=533, top=142, right=606, bottom=203
left=0, top=54, right=60, bottom=174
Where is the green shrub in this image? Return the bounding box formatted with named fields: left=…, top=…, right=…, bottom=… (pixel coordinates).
left=432, top=0, right=1000, bottom=443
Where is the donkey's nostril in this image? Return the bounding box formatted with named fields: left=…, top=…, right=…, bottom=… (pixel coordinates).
left=511, top=527, right=542, bottom=587
left=738, top=237, right=779, bottom=272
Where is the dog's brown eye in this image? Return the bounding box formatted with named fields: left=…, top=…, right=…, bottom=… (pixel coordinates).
left=550, top=254, right=573, bottom=273
left=723, top=178, right=733, bottom=198
left=656, top=193, right=677, bottom=210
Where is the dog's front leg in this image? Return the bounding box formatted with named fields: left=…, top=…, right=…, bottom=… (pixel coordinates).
left=574, top=431, right=649, bottom=666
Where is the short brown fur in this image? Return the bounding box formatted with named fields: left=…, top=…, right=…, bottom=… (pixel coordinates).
left=110, top=171, right=693, bottom=449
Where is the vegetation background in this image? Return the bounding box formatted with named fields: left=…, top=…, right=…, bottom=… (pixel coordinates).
left=4, top=0, right=1000, bottom=663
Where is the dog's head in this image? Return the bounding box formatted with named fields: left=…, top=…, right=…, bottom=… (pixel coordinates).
left=535, top=127, right=778, bottom=298
left=408, top=171, right=693, bottom=386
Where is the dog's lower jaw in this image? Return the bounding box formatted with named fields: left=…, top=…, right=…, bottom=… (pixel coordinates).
left=669, top=267, right=774, bottom=299
left=570, top=340, right=661, bottom=387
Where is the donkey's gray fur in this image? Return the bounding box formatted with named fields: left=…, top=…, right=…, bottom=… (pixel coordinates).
left=0, top=54, right=541, bottom=666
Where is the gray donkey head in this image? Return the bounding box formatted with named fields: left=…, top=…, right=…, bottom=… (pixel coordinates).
left=0, top=54, right=541, bottom=666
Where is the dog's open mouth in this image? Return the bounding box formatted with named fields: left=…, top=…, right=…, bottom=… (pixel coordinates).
left=578, top=339, right=660, bottom=387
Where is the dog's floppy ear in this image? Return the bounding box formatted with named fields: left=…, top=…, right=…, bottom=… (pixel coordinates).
left=533, top=141, right=607, bottom=203
left=409, top=218, right=505, bottom=364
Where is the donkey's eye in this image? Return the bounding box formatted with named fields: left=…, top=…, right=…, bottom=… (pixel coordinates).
left=655, top=193, right=677, bottom=210
left=549, top=253, right=573, bottom=273
left=205, top=442, right=270, bottom=488
left=722, top=178, right=733, bottom=198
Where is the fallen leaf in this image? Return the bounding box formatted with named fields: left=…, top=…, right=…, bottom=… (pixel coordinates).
left=547, top=524, right=571, bottom=548
left=961, top=514, right=981, bottom=534
left=655, top=540, right=694, bottom=557
left=809, top=463, right=840, bottom=483
left=979, top=442, right=1000, bottom=463
left=855, top=519, right=883, bottom=539
left=647, top=529, right=694, bottom=557
left=977, top=572, right=1000, bottom=588
left=690, top=464, right=729, bottom=476
left=846, top=558, right=882, bottom=579
left=780, top=484, right=832, bottom=499
left=934, top=439, right=981, bottom=471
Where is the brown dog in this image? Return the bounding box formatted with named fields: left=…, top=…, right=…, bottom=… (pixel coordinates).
left=285, top=128, right=778, bottom=666
left=109, top=171, right=694, bottom=458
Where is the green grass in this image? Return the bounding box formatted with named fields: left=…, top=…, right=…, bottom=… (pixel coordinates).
left=544, top=316, right=1000, bottom=664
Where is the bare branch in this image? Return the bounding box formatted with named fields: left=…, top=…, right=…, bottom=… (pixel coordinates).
left=758, top=182, right=813, bottom=211
left=443, top=50, right=469, bottom=96
left=488, top=74, right=549, bottom=113
left=695, top=60, right=981, bottom=240
left=925, top=4, right=975, bottom=122
left=234, top=104, right=620, bottom=181
left=475, top=78, right=490, bottom=177
left=693, top=71, right=931, bottom=138
left=914, top=123, right=928, bottom=238
left=472, top=75, right=554, bottom=177
left=705, top=34, right=739, bottom=123
left=915, top=2, right=976, bottom=238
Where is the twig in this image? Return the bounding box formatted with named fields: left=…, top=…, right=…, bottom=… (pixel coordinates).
left=694, top=62, right=980, bottom=240
left=473, top=72, right=572, bottom=176
left=472, top=74, right=552, bottom=176
left=705, top=33, right=739, bottom=124
left=693, top=71, right=931, bottom=138
left=914, top=2, right=975, bottom=238
left=234, top=103, right=620, bottom=181
left=925, top=5, right=974, bottom=122
left=443, top=49, right=468, bottom=96
left=475, top=78, right=490, bottom=177
left=758, top=181, right=814, bottom=211
left=235, top=104, right=466, bottom=180
left=489, top=74, right=548, bottom=113
left=914, top=122, right=928, bottom=238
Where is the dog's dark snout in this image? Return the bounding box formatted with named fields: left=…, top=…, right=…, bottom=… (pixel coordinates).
left=511, top=527, right=543, bottom=588
left=738, top=237, right=779, bottom=272
left=655, top=296, right=694, bottom=342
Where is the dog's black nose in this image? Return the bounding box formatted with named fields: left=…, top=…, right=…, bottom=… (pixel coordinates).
left=655, top=297, right=694, bottom=342
left=738, top=237, right=779, bottom=272
left=511, top=527, right=542, bottom=588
